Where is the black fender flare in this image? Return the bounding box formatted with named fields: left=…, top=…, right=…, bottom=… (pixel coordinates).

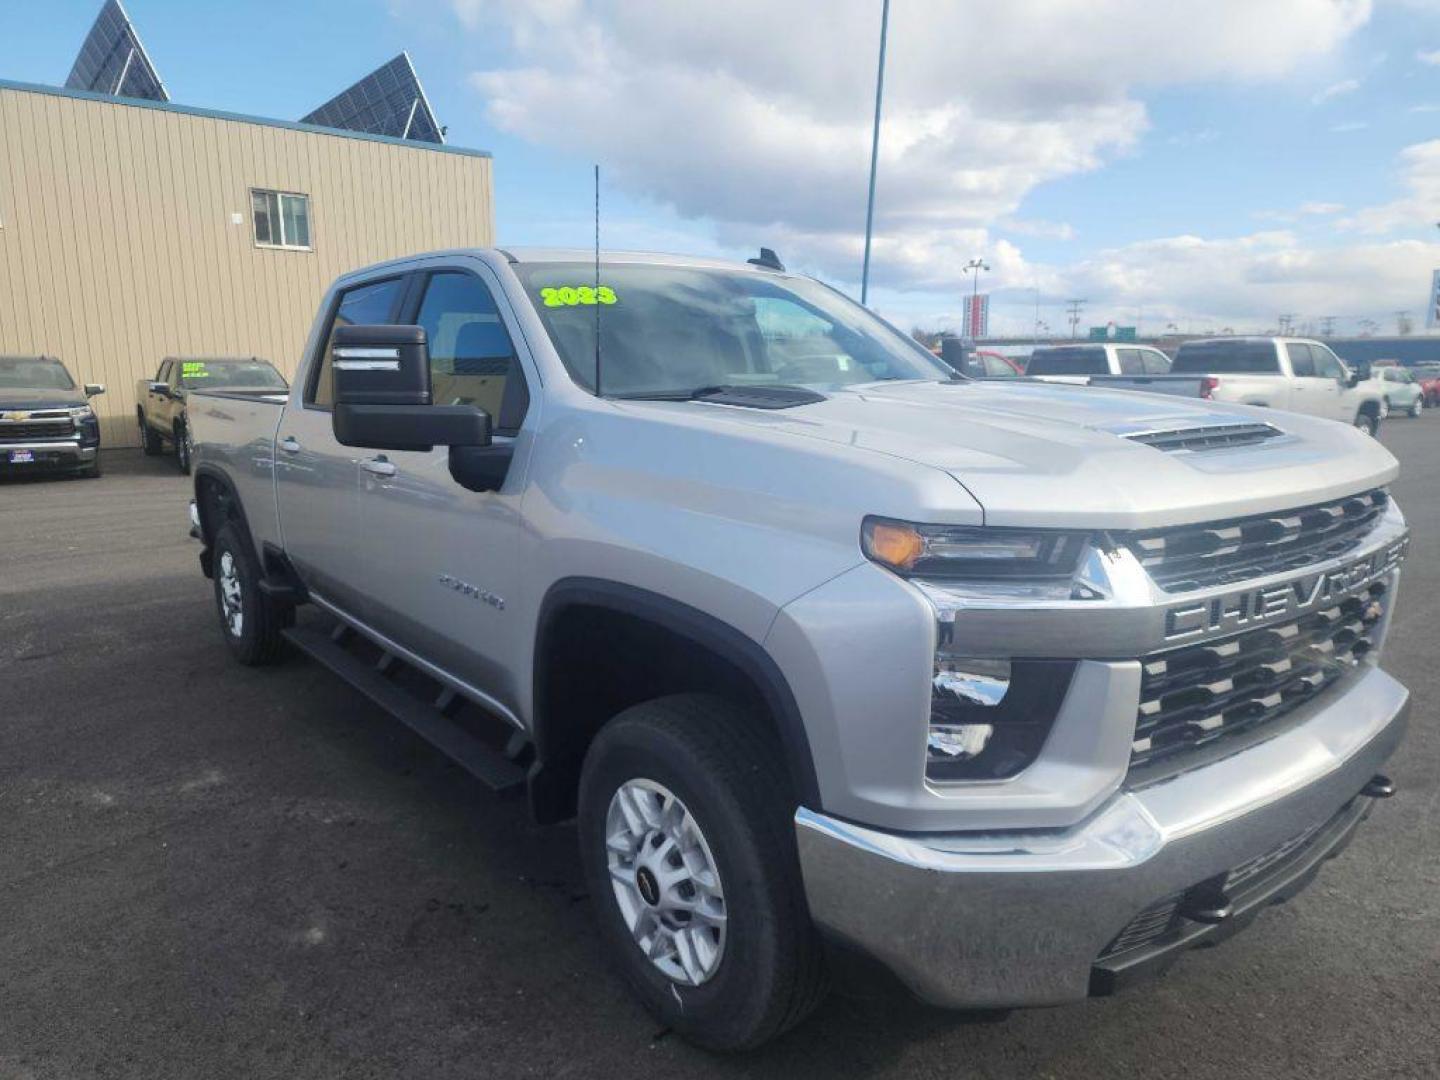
left=532, top=577, right=823, bottom=812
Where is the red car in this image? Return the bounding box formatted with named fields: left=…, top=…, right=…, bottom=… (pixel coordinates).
left=1412, top=362, right=1440, bottom=406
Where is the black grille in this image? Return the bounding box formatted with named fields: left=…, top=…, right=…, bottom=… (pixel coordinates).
left=0, top=419, right=74, bottom=442
left=1123, top=422, right=1283, bottom=453
left=1131, top=581, right=1388, bottom=771
left=1124, top=488, right=1389, bottom=593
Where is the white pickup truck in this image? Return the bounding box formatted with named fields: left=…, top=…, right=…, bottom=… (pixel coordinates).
left=185, top=249, right=1411, bottom=1050
left=1097, top=337, right=1387, bottom=435
left=1025, top=342, right=1173, bottom=383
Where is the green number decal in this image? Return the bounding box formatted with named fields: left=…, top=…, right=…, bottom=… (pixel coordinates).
left=538, top=285, right=619, bottom=307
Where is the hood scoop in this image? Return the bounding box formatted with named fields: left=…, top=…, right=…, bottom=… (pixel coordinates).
left=690, top=384, right=827, bottom=410
left=1112, top=421, right=1284, bottom=453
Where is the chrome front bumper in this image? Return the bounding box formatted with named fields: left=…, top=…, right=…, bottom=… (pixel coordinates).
left=795, top=664, right=1409, bottom=1009
left=0, top=441, right=94, bottom=466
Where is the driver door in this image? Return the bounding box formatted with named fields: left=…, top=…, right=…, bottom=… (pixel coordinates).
left=349, top=260, right=536, bottom=711
left=1311, top=344, right=1356, bottom=422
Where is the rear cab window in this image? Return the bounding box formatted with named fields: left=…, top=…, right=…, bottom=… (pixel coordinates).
left=1026, top=346, right=1110, bottom=376
left=1171, top=341, right=1281, bottom=374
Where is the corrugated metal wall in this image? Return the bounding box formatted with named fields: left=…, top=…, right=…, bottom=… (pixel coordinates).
left=0, top=82, right=494, bottom=446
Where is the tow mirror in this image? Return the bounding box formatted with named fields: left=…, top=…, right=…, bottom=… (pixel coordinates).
left=331, top=325, right=492, bottom=453
left=84, top=383, right=106, bottom=397
left=148, top=381, right=169, bottom=395
left=1346, top=362, right=1369, bottom=388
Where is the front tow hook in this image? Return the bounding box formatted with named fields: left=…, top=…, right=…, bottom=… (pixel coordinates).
left=1362, top=774, right=1396, bottom=799
left=1180, top=887, right=1234, bottom=925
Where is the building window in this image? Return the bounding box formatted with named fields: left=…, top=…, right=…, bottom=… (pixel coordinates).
left=251, top=189, right=311, bottom=249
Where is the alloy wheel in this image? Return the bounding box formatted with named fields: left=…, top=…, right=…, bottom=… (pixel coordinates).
left=605, top=779, right=727, bottom=987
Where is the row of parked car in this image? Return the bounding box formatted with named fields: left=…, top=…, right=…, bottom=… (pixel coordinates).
left=952, top=336, right=1435, bottom=434
left=0, top=354, right=286, bottom=479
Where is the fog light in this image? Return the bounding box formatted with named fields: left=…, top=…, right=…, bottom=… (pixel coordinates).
left=927, top=723, right=994, bottom=760
left=927, top=655, right=1077, bottom=782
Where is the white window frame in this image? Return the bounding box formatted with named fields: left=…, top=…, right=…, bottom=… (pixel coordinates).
left=250, top=188, right=312, bottom=251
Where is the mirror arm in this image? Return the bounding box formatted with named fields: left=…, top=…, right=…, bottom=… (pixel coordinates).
left=449, top=443, right=514, bottom=493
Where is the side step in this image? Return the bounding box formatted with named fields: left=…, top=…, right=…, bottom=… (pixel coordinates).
left=282, top=624, right=527, bottom=796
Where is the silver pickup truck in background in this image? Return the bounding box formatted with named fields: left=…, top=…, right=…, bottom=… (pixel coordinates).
left=186, top=248, right=1411, bottom=1051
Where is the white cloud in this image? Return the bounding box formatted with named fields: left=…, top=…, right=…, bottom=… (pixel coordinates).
left=1417, top=48, right=1440, bottom=64
left=1031, top=232, right=1440, bottom=329
left=1299, top=200, right=1345, bottom=214
left=1331, top=120, right=1370, bottom=131
left=454, top=0, right=1372, bottom=291
left=1313, top=77, right=1362, bottom=103
left=1341, top=139, right=1440, bottom=233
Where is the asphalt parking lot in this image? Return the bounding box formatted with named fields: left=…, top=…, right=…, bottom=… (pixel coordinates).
left=2, top=423, right=1438, bottom=1080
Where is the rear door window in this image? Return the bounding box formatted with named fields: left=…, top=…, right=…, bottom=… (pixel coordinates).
left=1141, top=349, right=1170, bottom=374
left=1117, top=349, right=1145, bottom=375
left=413, top=270, right=529, bottom=435
left=1287, top=343, right=1316, bottom=377
left=309, top=277, right=407, bottom=408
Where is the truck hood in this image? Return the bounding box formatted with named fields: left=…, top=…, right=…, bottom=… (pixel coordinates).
left=670, top=380, right=1400, bottom=529
left=0, top=387, right=87, bottom=410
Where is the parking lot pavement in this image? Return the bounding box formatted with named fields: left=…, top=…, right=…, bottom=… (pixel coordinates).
left=2, top=430, right=1438, bottom=1080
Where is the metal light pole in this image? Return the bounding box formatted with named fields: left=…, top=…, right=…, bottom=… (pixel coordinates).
left=860, top=0, right=890, bottom=306
left=963, top=258, right=989, bottom=339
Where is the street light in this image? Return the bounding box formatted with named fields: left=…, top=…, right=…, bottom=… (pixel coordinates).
left=963, top=257, right=990, bottom=339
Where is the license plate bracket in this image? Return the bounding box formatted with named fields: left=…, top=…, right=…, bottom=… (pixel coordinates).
left=8, top=449, right=35, bottom=464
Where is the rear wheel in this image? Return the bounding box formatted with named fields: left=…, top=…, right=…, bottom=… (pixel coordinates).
left=139, top=412, right=163, bottom=456
left=1409, top=397, right=1423, bottom=418
left=578, top=695, right=828, bottom=1052
left=211, top=522, right=285, bottom=665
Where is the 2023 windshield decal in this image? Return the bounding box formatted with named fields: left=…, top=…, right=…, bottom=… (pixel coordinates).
left=539, top=286, right=617, bottom=307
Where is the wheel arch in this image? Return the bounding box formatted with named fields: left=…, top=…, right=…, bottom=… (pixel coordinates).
left=529, top=578, right=821, bottom=825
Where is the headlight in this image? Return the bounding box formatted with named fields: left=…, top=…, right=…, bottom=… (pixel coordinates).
left=68, top=406, right=95, bottom=421
left=862, top=517, right=1089, bottom=580
left=928, top=655, right=1077, bottom=781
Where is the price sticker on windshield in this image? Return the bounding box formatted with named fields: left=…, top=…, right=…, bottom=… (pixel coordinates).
left=539, top=286, right=617, bottom=308
left=182, top=362, right=210, bottom=378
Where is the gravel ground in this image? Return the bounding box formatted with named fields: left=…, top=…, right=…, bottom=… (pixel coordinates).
left=2, top=424, right=1437, bottom=1080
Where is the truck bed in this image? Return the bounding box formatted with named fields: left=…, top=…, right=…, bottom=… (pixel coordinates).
left=1085, top=374, right=1207, bottom=397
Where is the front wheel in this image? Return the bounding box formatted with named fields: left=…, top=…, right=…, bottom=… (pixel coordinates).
left=578, top=695, right=828, bottom=1051
left=211, top=522, right=285, bottom=665
left=175, top=420, right=193, bottom=474
left=1409, top=397, right=1424, bottom=418
left=1355, top=409, right=1380, bottom=437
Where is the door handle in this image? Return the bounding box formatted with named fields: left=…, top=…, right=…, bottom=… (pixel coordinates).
left=361, top=457, right=397, bottom=478
left=278, top=436, right=301, bottom=454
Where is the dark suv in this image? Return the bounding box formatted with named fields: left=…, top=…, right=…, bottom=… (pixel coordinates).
left=0, top=356, right=105, bottom=478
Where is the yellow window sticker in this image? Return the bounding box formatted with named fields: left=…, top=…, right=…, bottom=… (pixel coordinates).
left=539, top=285, right=617, bottom=308
left=182, top=362, right=210, bottom=378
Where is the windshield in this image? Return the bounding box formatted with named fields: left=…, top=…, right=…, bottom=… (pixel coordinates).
left=0, top=357, right=75, bottom=390
left=178, top=360, right=287, bottom=389
left=516, top=262, right=951, bottom=397
left=1172, top=341, right=1281, bottom=374
left=1026, top=347, right=1108, bottom=376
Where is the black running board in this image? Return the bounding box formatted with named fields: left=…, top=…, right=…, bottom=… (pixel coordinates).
left=282, top=625, right=527, bottom=796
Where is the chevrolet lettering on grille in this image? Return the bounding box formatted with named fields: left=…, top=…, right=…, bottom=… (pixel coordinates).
left=1163, top=536, right=1409, bottom=642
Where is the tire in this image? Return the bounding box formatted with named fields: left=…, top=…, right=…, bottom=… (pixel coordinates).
left=1354, top=409, right=1380, bottom=437
left=139, top=412, right=163, bottom=456
left=1409, top=397, right=1423, bottom=418
left=211, top=521, right=286, bottom=665
left=578, top=695, right=828, bottom=1052
left=175, top=418, right=193, bottom=475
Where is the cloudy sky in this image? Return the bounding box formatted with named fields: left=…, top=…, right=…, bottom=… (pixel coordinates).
left=8, top=0, right=1440, bottom=336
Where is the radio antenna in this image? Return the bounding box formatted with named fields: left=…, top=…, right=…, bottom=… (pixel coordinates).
left=594, top=163, right=602, bottom=398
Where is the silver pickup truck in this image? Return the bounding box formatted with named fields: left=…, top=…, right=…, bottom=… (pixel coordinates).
left=187, top=248, right=1411, bottom=1051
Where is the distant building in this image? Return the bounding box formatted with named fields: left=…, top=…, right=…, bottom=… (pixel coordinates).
left=0, top=4, right=490, bottom=448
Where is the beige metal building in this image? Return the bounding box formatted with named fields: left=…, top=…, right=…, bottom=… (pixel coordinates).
left=0, top=78, right=494, bottom=446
